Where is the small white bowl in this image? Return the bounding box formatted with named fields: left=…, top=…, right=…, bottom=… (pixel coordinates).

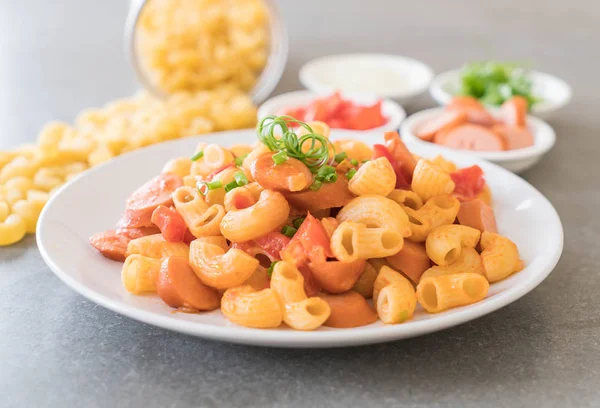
left=299, top=54, right=434, bottom=106
left=257, top=90, right=406, bottom=132
left=430, top=69, right=572, bottom=119
left=400, top=107, right=556, bottom=173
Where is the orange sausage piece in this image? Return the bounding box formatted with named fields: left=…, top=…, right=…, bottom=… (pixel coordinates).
left=386, top=241, right=430, bottom=284
left=283, top=174, right=355, bottom=212
left=492, top=124, right=534, bottom=150
left=416, top=111, right=468, bottom=142
left=438, top=124, right=506, bottom=151
left=116, top=226, right=161, bottom=240
left=457, top=199, right=498, bottom=233
left=501, top=96, right=528, bottom=127
left=318, top=291, right=378, bottom=328
left=157, top=256, right=220, bottom=311
left=89, top=230, right=130, bottom=262
left=308, top=255, right=366, bottom=294
left=126, top=173, right=183, bottom=212
left=250, top=152, right=313, bottom=192
left=446, top=96, right=486, bottom=111
left=446, top=96, right=496, bottom=127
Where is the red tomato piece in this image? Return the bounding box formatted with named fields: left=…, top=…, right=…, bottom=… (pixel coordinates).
left=451, top=165, right=486, bottom=201
left=151, top=205, right=187, bottom=242
left=372, top=144, right=411, bottom=189
left=289, top=212, right=334, bottom=258
left=348, top=101, right=386, bottom=130
left=252, top=232, right=291, bottom=260
left=183, top=229, right=196, bottom=245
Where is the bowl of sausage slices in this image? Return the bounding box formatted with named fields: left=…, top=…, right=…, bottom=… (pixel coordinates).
left=400, top=96, right=556, bottom=173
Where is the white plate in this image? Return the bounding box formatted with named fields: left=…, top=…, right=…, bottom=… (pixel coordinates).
left=257, top=90, right=406, bottom=132
left=429, top=69, right=572, bottom=119
left=299, top=54, right=434, bottom=105
left=37, top=129, right=563, bottom=348
left=400, top=107, right=556, bottom=174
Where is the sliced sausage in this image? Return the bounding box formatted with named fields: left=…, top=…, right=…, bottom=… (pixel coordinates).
left=501, top=96, right=528, bottom=127
left=446, top=96, right=496, bottom=127
left=386, top=240, right=431, bottom=284
left=438, top=124, right=506, bottom=151
left=89, top=230, right=130, bottom=262
left=457, top=199, right=498, bottom=233
left=492, top=124, right=534, bottom=150
left=250, top=152, right=313, bottom=192
left=116, top=226, right=161, bottom=240
left=416, top=111, right=468, bottom=142
left=283, top=174, right=355, bottom=212
left=125, top=173, right=183, bottom=218
left=157, top=256, right=220, bottom=311
left=318, top=291, right=378, bottom=328
left=308, top=256, right=366, bottom=294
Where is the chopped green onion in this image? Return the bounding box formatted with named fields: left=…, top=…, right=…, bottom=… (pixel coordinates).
left=362, top=160, right=370, bottom=164
left=281, top=225, right=297, bottom=238
left=256, top=115, right=336, bottom=172
left=292, top=217, right=306, bottom=229
left=234, top=171, right=249, bottom=186
left=234, top=153, right=248, bottom=166
left=324, top=172, right=338, bottom=183
left=334, top=152, right=348, bottom=163
left=346, top=168, right=357, bottom=180
left=190, top=151, right=204, bottom=161
left=317, top=165, right=336, bottom=178
left=309, top=180, right=322, bottom=191
left=206, top=180, right=222, bottom=190
left=272, top=150, right=289, bottom=165
left=267, top=261, right=278, bottom=278
left=350, top=158, right=359, bottom=166
left=224, top=181, right=239, bottom=192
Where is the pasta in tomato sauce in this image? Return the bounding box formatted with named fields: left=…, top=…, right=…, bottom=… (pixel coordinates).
left=89, top=116, right=524, bottom=329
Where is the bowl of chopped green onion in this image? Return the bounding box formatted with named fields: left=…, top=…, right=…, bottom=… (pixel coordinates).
left=430, top=62, right=572, bottom=119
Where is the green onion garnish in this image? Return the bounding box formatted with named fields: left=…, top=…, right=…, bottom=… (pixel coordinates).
left=362, top=160, right=370, bottom=164
left=234, top=171, right=248, bottom=186
left=267, top=261, right=278, bottom=278
left=272, top=150, right=289, bottom=165
left=257, top=115, right=336, bottom=172
left=334, top=152, right=347, bottom=163
left=317, top=165, right=335, bottom=178
left=281, top=225, right=297, bottom=238
left=197, top=179, right=223, bottom=195
left=292, top=217, right=306, bottom=229
left=309, top=180, right=323, bottom=191
left=350, top=158, right=359, bottom=166
left=234, top=153, right=248, bottom=166
left=224, top=181, right=239, bottom=192
left=190, top=151, right=204, bottom=161
left=346, top=169, right=357, bottom=180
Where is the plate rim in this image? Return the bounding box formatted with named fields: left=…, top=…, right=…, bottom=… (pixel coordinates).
left=37, top=129, right=564, bottom=348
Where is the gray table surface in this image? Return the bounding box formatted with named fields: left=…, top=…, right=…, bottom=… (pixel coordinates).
left=1, top=1, right=599, bottom=407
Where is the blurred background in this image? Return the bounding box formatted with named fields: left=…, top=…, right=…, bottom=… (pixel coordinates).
left=0, top=0, right=596, bottom=149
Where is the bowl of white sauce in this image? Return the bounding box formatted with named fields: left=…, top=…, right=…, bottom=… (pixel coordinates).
left=299, top=54, right=434, bottom=106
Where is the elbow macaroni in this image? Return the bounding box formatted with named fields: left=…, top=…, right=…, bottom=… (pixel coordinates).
left=417, top=273, right=489, bottom=313
left=122, top=254, right=162, bottom=294
left=348, top=157, right=396, bottom=196
left=425, top=225, right=481, bottom=266
left=337, top=195, right=412, bottom=238
left=330, top=221, right=404, bottom=262
left=480, top=231, right=523, bottom=282
left=411, top=159, right=455, bottom=201
left=189, top=240, right=258, bottom=289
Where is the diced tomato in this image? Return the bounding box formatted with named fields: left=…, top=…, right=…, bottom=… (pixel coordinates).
left=348, top=101, right=386, bottom=130
left=151, top=205, right=187, bottom=242
left=278, top=92, right=388, bottom=131
left=372, top=144, right=411, bottom=189
left=252, top=232, right=291, bottom=260
left=451, top=165, right=486, bottom=201
left=280, top=239, right=309, bottom=266
left=384, top=131, right=417, bottom=178
left=288, top=213, right=333, bottom=258
left=297, top=264, right=322, bottom=297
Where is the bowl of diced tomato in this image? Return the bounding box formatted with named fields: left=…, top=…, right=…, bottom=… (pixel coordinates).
left=257, top=90, right=406, bottom=132
left=401, top=96, right=556, bottom=174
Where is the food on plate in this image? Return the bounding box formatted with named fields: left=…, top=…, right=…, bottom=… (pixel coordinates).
left=0, top=89, right=257, bottom=246
left=90, top=117, right=524, bottom=330
left=416, top=96, right=534, bottom=152
left=280, top=92, right=388, bottom=131
left=136, top=0, right=270, bottom=94
left=458, top=61, right=541, bottom=108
